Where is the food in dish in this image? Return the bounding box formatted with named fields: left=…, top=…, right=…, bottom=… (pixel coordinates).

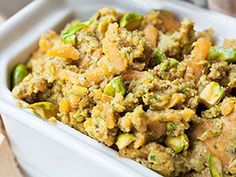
left=11, top=8, right=236, bottom=177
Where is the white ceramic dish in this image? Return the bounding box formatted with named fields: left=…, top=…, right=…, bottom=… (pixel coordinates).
left=0, top=0, right=236, bottom=177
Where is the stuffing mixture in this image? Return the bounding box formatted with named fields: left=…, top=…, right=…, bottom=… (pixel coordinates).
left=11, top=8, right=236, bottom=177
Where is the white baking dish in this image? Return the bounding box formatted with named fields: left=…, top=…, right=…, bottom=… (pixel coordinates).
left=0, top=0, right=236, bottom=177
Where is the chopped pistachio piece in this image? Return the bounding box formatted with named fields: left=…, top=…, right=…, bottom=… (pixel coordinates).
left=104, top=76, right=126, bottom=97
left=209, top=155, right=223, bottom=177
left=61, top=20, right=91, bottom=45
left=12, top=64, right=29, bottom=88
left=208, top=46, right=236, bottom=63
left=150, top=49, right=178, bottom=68
left=154, top=49, right=167, bottom=63
left=27, top=102, right=58, bottom=119
left=200, top=82, right=224, bottom=108
left=116, top=133, right=135, bottom=150
left=165, top=134, right=189, bottom=153
left=120, top=13, right=143, bottom=31
left=168, top=58, right=178, bottom=68
left=149, top=49, right=167, bottom=67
